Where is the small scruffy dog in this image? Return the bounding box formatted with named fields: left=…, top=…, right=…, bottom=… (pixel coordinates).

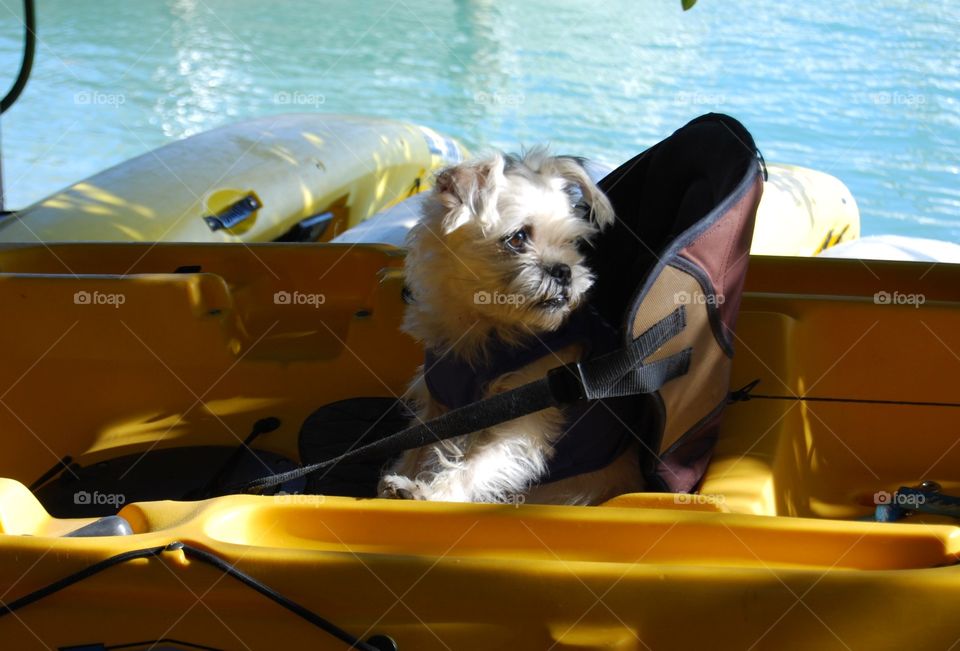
left=377, top=149, right=643, bottom=505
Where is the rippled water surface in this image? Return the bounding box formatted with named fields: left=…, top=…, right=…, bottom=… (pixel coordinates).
left=1, top=0, right=958, bottom=239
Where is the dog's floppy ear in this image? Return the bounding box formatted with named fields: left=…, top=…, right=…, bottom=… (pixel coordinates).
left=549, top=156, right=616, bottom=230
left=433, top=154, right=505, bottom=234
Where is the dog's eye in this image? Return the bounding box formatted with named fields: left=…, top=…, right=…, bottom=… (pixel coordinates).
left=504, top=227, right=530, bottom=252
left=572, top=200, right=590, bottom=219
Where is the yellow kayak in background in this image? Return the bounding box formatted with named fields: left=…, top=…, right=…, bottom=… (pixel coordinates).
left=335, top=160, right=862, bottom=256
left=752, top=162, right=859, bottom=255
left=0, top=114, right=466, bottom=243
left=0, top=113, right=857, bottom=256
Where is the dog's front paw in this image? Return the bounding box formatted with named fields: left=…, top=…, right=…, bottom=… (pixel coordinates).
left=378, top=475, right=426, bottom=500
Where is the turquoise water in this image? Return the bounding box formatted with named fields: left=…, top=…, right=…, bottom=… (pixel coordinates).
left=1, top=0, right=958, bottom=240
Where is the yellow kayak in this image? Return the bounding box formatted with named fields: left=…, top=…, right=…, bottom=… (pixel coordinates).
left=337, top=160, right=861, bottom=256
left=0, top=240, right=957, bottom=649
left=0, top=114, right=466, bottom=243
left=0, top=114, right=855, bottom=258
left=752, top=162, right=859, bottom=255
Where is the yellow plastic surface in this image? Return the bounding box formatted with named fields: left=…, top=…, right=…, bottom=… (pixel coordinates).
left=0, top=115, right=466, bottom=243
left=0, top=244, right=958, bottom=649
left=752, top=163, right=860, bottom=256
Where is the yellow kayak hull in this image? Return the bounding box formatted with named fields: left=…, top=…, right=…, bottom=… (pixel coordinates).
left=0, top=243, right=957, bottom=649
left=0, top=114, right=466, bottom=243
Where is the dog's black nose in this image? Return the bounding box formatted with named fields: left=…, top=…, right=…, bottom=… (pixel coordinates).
left=547, top=263, right=572, bottom=284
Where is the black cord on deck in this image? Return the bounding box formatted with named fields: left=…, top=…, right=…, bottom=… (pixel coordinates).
left=188, top=417, right=282, bottom=499
left=0, top=545, right=168, bottom=616
left=0, top=541, right=386, bottom=651
left=29, top=454, right=74, bottom=492
left=729, top=379, right=960, bottom=409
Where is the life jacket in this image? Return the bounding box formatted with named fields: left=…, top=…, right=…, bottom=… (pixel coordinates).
left=589, top=113, right=764, bottom=492
left=423, top=307, right=637, bottom=482
left=420, top=113, right=764, bottom=493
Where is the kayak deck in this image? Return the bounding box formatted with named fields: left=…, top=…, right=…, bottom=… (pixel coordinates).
left=0, top=243, right=958, bottom=649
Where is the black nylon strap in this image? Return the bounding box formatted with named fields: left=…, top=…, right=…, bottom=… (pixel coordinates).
left=241, top=378, right=559, bottom=493
left=575, top=306, right=689, bottom=399
left=237, top=307, right=690, bottom=494
left=577, top=348, right=691, bottom=400
left=635, top=304, right=687, bottom=359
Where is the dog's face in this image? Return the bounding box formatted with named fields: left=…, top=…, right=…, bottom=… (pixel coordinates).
left=407, top=149, right=615, bottom=340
